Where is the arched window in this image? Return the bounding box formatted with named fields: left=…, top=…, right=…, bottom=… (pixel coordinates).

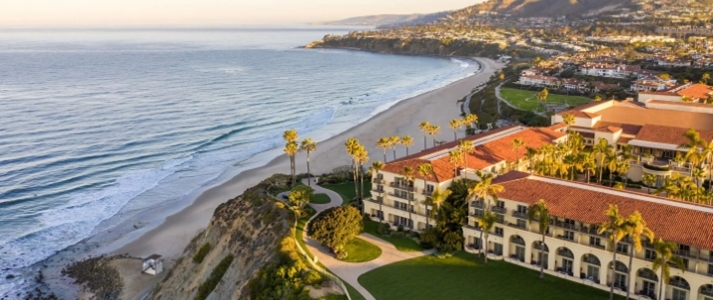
left=583, top=254, right=600, bottom=266
left=534, top=241, right=549, bottom=252
left=669, top=276, right=690, bottom=290
left=637, top=268, right=658, bottom=282
left=701, top=284, right=713, bottom=297
left=612, top=261, right=628, bottom=273
left=557, top=247, right=574, bottom=259
left=510, top=235, right=525, bottom=246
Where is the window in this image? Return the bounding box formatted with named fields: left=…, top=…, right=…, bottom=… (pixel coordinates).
left=517, top=205, right=527, bottom=213
left=496, top=214, right=504, bottom=224
left=708, top=264, right=713, bottom=276
left=645, top=249, right=657, bottom=260
left=376, top=184, right=384, bottom=192
left=616, top=243, right=629, bottom=254
left=493, top=243, right=503, bottom=255
left=672, top=289, right=687, bottom=300
left=681, top=258, right=689, bottom=270
left=376, top=210, right=383, bottom=219
left=589, top=237, right=601, bottom=247
left=563, top=230, right=575, bottom=241
left=516, top=219, right=527, bottom=229
left=426, top=184, right=434, bottom=192
left=496, top=200, right=505, bottom=208
left=495, top=227, right=504, bottom=236
left=396, top=201, right=408, bottom=211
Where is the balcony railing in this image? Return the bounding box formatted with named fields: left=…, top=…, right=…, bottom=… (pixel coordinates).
left=512, top=211, right=527, bottom=219
left=507, top=222, right=527, bottom=230
left=389, top=193, right=414, bottom=201
left=492, top=206, right=507, bottom=214
left=471, top=210, right=484, bottom=218
left=471, top=200, right=485, bottom=209
left=580, top=226, right=606, bottom=237
left=675, top=249, right=700, bottom=259
left=588, top=243, right=605, bottom=250
left=556, top=234, right=575, bottom=242
left=372, top=177, right=385, bottom=184
left=422, top=190, right=433, bottom=196
left=553, top=220, right=579, bottom=231
left=389, top=182, right=414, bottom=192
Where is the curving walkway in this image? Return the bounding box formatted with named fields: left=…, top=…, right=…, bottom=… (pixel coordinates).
left=298, top=178, right=435, bottom=300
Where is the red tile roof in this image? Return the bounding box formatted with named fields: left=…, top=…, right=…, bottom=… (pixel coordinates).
left=381, top=127, right=565, bottom=183
left=634, top=124, right=713, bottom=145
left=647, top=100, right=713, bottom=108
left=676, top=83, right=713, bottom=100
left=494, top=172, right=713, bottom=250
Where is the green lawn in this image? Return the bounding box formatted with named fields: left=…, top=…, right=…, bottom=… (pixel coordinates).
left=500, top=88, right=591, bottom=112
left=341, top=237, right=382, bottom=263
left=321, top=182, right=371, bottom=206
left=311, top=193, right=331, bottom=204
left=359, top=252, right=624, bottom=300
left=295, top=212, right=315, bottom=261
left=363, top=220, right=422, bottom=252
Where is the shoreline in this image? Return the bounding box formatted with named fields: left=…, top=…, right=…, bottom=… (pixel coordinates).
left=109, top=56, right=504, bottom=262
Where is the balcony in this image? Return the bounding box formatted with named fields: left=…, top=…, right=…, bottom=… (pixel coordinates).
left=389, top=182, right=414, bottom=192
left=471, top=210, right=484, bottom=218
left=422, top=190, right=433, bottom=196
left=675, top=249, right=700, bottom=259
left=492, top=206, right=507, bottom=214
left=389, top=192, right=414, bottom=201
left=372, top=178, right=385, bottom=184
left=555, top=234, right=575, bottom=242
left=553, top=220, right=579, bottom=231
left=512, top=211, right=527, bottom=219
left=507, top=222, right=527, bottom=230
left=471, top=200, right=485, bottom=209
left=588, top=243, right=605, bottom=250
left=580, top=226, right=606, bottom=237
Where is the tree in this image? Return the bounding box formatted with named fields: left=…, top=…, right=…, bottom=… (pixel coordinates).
left=475, top=210, right=498, bottom=263
left=702, top=73, right=710, bottom=85
left=512, top=138, right=525, bottom=169
left=525, top=147, right=539, bottom=173
left=308, top=206, right=363, bottom=255
left=300, top=138, right=317, bottom=186
left=597, top=205, right=629, bottom=300
left=426, top=187, right=450, bottom=229
left=288, top=185, right=314, bottom=209
left=659, top=73, right=671, bottom=81
left=593, top=138, right=613, bottom=184
left=428, top=125, right=441, bottom=147
left=467, top=171, right=505, bottom=210
left=642, top=173, right=656, bottom=194
left=448, top=149, right=463, bottom=178
left=345, top=138, right=362, bottom=201
left=376, top=137, right=390, bottom=162
left=594, top=95, right=602, bottom=102
left=356, top=147, right=370, bottom=205
left=401, top=166, right=415, bottom=229
left=537, top=88, right=549, bottom=110
left=624, top=211, right=654, bottom=300
left=459, top=140, right=475, bottom=173
left=449, top=119, right=462, bottom=141
left=582, top=151, right=598, bottom=184
left=389, top=135, right=400, bottom=161
left=652, top=238, right=686, bottom=300
left=419, top=121, right=431, bottom=150
left=369, top=161, right=385, bottom=223
left=400, top=135, right=414, bottom=156
left=283, top=129, right=299, bottom=186
left=527, top=199, right=551, bottom=279
left=498, top=73, right=505, bottom=81
left=562, top=113, right=575, bottom=126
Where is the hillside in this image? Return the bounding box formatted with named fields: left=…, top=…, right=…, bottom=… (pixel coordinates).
left=319, top=12, right=449, bottom=27
left=451, top=0, right=632, bottom=17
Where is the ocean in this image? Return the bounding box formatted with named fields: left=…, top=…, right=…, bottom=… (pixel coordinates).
left=0, top=27, right=478, bottom=294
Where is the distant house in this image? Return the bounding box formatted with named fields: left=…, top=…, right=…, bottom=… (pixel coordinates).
left=637, top=83, right=713, bottom=103
left=561, top=78, right=589, bottom=92
left=142, top=254, right=164, bottom=275
left=631, top=79, right=669, bottom=92
left=578, top=63, right=640, bottom=78
left=516, top=75, right=560, bottom=88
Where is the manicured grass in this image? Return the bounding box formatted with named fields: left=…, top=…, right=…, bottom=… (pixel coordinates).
left=359, top=252, right=624, bottom=300
left=500, top=88, right=591, bottom=111
left=318, top=294, right=348, bottom=300
left=321, top=182, right=371, bottom=206
left=311, top=193, right=331, bottom=204
left=343, top=280, right=366, bottom=300
left=340, top=237, right=382, bottom=263
left=295, top=211, right=316, bottom=261
left=363, top=220, right=422, bottom=252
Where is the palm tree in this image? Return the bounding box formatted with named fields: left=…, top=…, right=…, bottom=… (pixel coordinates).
left=284, top=142, right=299, bottom=187
left=582, top=151, right=597, bottom=183
left=475, top=210, right=498, bottom=263
left=512, top=138, right=525, bottom=170
left=369, top=161, right=385, bottom=223
left=699, top=139, right=713, bottom=192
left=345, top=138, right=361, bottom=200
left=593, top=138, right=613, bottom=184
left=652, top=238, right=686, bottom=300
left=400, top=166, right=415, bottom=230
left=400, top=135, right=414, bottom=156
left=527, top=199, right=550, bottom=279
left=467, top=171, right=505, bottom=210
left=449, top=119, right=462, bottom=141
left=623, top=211, right=654, bottom=300
left=389, top=135, right=400, bottom=161
left=606, top=151, right=619, bottom=187
left=598, top=204, right=629, bottom=300
left=376, top=137, right=390, bottom=162
left=356, top=147, right=369, bottom=207
left=525, top=147, right=539, bottom=173
left=426, top=187, right=450, bottom=229
left=562, top=113, right=575, bottom=126
left=300, top=138, right=317, bottom=186
left=419, top=121, right=431, bottom=150
left=462, top=114, right=478, bottom=132
left=702, top=72, right=710, bottom=85
left=642, top=173, right=656, bottom=194
left=594, top=95, right=603, bottom=102
left=459, top=140, right=475, bottom=174
left=448, top=149, right=463, bottom=178
left=283, top=129, right=299, bottom=186
left=428, top=125, right=441, bottom=147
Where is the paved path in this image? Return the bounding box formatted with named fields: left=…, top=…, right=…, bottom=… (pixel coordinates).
left=298, top=178, right=434, bottom=300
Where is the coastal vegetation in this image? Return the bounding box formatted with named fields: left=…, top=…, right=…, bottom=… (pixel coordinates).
left=289, top=185, right=315, bottom=208
left=196, top=254, right=234, bottom=300
left=357, top=252, right=625, bottom=300
left=192, top=243, right=212, bottom=264
left=308, top=206, right=364, bottom=259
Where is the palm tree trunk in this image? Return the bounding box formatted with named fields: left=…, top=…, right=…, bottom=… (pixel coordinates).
left=360, top=165, right=365, bottom=209
left=433, top=137, right=436, bottom=148
left=408, top=198, right=413, bottom=230
left=539, top=234, right=545, bottom=279
left=352, top=159, right=358, bottom=201
left=392, top=149, right=396, bottom=161
left=626, top=245, right=634, bottom=300
left=709, top=162, right=712, bottom=193
left=453, top=131, right=457, bottom=141
left=483, top=234, right=489, bottom=263
left=423, top=135, right=427, bottom=150
left=378, top=191, right=383, bottom=224
left=383, top=150, right=387, bottom=163
left=306, top=151, right=311, bottom=187
left=586, top=170, right=590, bottom=183
left=291, top=156, right=296, bottom=186
left=658, top=269, right=664, bottom=300
left=610, top=245, right=617, bottom=300
left=406, top=147, right=409, bottom=156
left=599, top=165, right=603, bottom=184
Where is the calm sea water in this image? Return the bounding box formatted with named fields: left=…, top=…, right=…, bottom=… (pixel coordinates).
left=0, top=27, right=477, bottom=293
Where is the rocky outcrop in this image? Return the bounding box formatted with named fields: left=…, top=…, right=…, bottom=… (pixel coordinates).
left=150, top=176, right=292, bottom=300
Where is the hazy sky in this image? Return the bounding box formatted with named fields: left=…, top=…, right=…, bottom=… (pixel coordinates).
left=1, top=0, right=481, bottom=27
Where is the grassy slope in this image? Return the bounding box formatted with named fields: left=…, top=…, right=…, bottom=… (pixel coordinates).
left=321, top=181, right=372, bottom=206
left=359, top=252, right=624, bottom=300
left=363, top=220, right=422, bottom=252
left=311, top=193, right=331, bottom=204
left=500, top=88, right=590, bottom=111
left=341, top=237, right=382, bottom=263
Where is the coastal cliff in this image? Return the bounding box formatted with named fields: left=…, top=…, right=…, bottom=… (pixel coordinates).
left=308, top=35, right=506, bottom=57
left=150, top=176, right=292, bottom=300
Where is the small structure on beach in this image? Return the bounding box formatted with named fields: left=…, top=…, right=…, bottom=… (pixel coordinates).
left=142, top=254, right=163, bottom=275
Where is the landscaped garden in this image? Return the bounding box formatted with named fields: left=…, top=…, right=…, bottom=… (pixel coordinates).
left=310, top=193, right=331, bottom=204
left=499, top=88, right=591, bottom=111
left=341, top=237, right=382, bottom=263
left=358, top=252, right=624, bottom=300
left=321, top=181, right=371, bottom=206
left=363, top=220, right=422, bottom=252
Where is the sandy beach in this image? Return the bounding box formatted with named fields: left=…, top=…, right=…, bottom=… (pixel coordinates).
left=112, top=57, right=504, bottom=261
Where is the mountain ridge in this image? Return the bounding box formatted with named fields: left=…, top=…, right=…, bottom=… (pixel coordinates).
left=452, top=0, right=633, bottom=17
left=317, top=12, right=450, bottom=28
